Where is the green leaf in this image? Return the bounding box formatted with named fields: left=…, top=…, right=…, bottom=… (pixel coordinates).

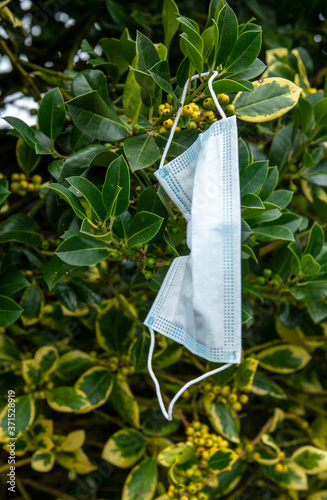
left=66, top=176, right=107, bottom=223
left=96, top=299, right=133, bottom=353
left=113, top=211, right=132, bottom=240
left=251, top=368, right=286, bottom=399
left=203, top=399, right=240, bottom=443
left=157, top=442, right=195, bottom=467
left=46, top=387, right=89, bottom=413
left=216, top=4, right=238, bottom=66
left=292, top=446, right=327, bottom=474
left=241, top=193, right=265, bottom=209
left=100, top=38, right=129, bottom=75
left=252, top=225, right=294, bottom=241
left=132, top=333, right=151, bottom=373
left=233, top=78, right=302, bottom=122
left=123, top=61, right=143, bottom=124
left=0, top=334, right=22, bottom=364
left=102, top=428, right=146, bottom=468
left=240, top=160, right=268, bottom=195
left=67, top=91, right=127, bottom=142
left=47, top=183, right=86, bottom=220
left=178, top=16, right=203, bottom=53
left=304, top=222, right=324, bottom=258
left=38, top=88, right=66, bottom=140
left=204, top=79, right=254, bottom=96
left=55, top=234, right=110, bottom=266
left=235, top=358, right=259, bottom=391
left=0, top=269, right=29, bottom=297
left=260, top=167, right=279, bottom=200
left=298, top=97, right=313, bottom=132
left=136, top=31, right=160, bottom=73
left=224, top=58, right=266, bottom=81
left=0, top=295, right=23, bottom=327
left=265, top=190, right=293, bottom=209
left=16, top=138, right=40, bottom=174
left=124, top=134, right=160, bottom=172
left=122, top=458, right=157, bottom=500
left=142, top=409, right=180, bottom=437
left=128, top=211, right=164, bottom=247
left=209, top=460, right=245, bottom=497
left=43, top=255, right=75, bottom=291
left=103, top=155, right=130, bottom=217
left=75, top=366, right=113, bottom=411
left=31, top=450, right=55, bottom=472
left=208, top=448, right=237, bottom=472
left=180, top=34, right=203, bottom=75
left=0, top=395, right=35, bottom=439
left=110, top=378, right=140, bottom=427
left=162, top=0, right=179, bottom=52
left=72, top=69, right=111, bottom=105
left=225, top=31, right=262, bottom=73
left=314, top=97, right=327, bottom=127
left=3, top=116, right=35, bottom=148
left=148, top=60, right=174, bottom=95
left=308, top=492, right=327, bottom=500
left=301, top=254, right=321, bottom=276
left=0, top=214, right=41, bottom=246
left=20, top=283, right=43, bottom=326
left=35, top=346, right=59, bottom=378
left=256, top=344, right=312, bottom=373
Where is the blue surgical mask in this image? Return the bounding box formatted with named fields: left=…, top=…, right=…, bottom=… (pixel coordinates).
left=145, top=72, right=242, bottom=420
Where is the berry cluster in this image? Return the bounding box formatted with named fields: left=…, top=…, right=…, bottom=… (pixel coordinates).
left=10, top=173, right=42, bottom=196
left=201, top=382, right=249, bottom=412
left=186, top=421, right=230, bottom=467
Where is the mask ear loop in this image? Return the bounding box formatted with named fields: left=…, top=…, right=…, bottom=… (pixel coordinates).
left=148, top=71, right=230, bottom=421
left=148, top=327, right=232, bottom=421
left=159, top=71, right=226, bottom=169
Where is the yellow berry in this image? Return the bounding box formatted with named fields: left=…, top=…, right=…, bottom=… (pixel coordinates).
left=188, top=484, right=197, bottom=494
left=202, top=450, right=209, bottom=460
left=190, top=496, right=198, bottom=500
left=233, top=402, right=242, bottom=412
left=183, top=105, right=194, bottom=116
left=283, top=464, right=289, bottom=473
left=245, top=443, right=254, bottom=453
left=163, top=118, right=174, bottom=129
left=218, top=93, right=229, bottom=105
left=164, top=102, right=171, bottom=109
left=307, top=87, right=317, bottom=94
left=202, top=424, right=209, bottom=432
left=277, top=451, right=285, bottom=459
left=203, top=97, right=215, bottom=110
left=274, top=463, right=284, bottom=473
left=186, top=120, right=197, bottom=130
left=192, top=104, right=199, bottom=111
left=20, top=180, right=28, bottom=189
left=159, top=126, right=167, bottom=133
left=228, top=393, right=237, bottom=403
left=186, top=427, right=195, bottom=435
left=193, top=422, right=201, bottom=430
left=203, top=110, right=215, bottom=120
left=17, top=189, right=27, bottom=196
left=207, top=391, right=216, bottom=401
left=168, top=485, right=175, bottom=492
left=213, top=385, right=221, bottom=394
left=239, top=394, right=249, bottom=404
left=235, top=446, right=243, bottom=454
left=204, top=383, right=212, bottom=392
left=32, top=174, right=42, bottom=184
left=167, top=492, right=174, bottom=499
left=206, top=438, right=214, bottom=447
left=253, top=452, right=261, bottom=461
left=181, top=496, right=188, bottom=500
left=175, top=126, right=181, bottom=132
left=186, top=467, right=194, bottom=477
left=220, top=440, right=228, bottom=448
left=27, top=183, right=35, bottom=191
left=221, top=385, right=230, bottom=396
left=19, top=173, right=26, bottom=180
left=159, top=104, right=165, bottom=114
left=11, top=173, right=20, bottom=181
left=10, top=182, right=20, bottom=192
left=225, top=104, right=236, bottom=116
left=191, top=111, right=201, bottom=119
left=199, top=493, right=208, bottom=500
left=198, top=438, right=205, bottom=446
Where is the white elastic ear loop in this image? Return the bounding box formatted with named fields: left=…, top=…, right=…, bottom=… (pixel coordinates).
left=159, top=70, right=226, bottom=169
left=148, top=327, right=232, bottom=421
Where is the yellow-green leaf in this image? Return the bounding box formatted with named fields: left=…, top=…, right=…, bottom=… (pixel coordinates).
left=35, top=346, right=59, bottom=379
left=292, top=446, right=327, bottom=474
left=208, top=448, right=238, bottom=472
left=46, top=387, right=89, bottom=413
left=57, top=448, right=97, bottom=474
left=233, top=77, right=301, bottom=122
left=31, top=449, right=55, bottom=472
left=157, top=442, right=195, bottom=467
left=102, top=428, right=146, bottom=468
left=256, top=344, right=311, bottom=373
left=0, top=395, right=35, bottom=441
left=308, top=492, right=327, bottom=500
left=312, top=417, right=327, bottom=450
left=262, top=461, right=308, bottom=490
left=203, top=398, right=240, bottom=443
left=60, top=430, right=86, bottom=451
left=122, top=458, right=158, bottom=500
left=235, top=358, right=259, bottom=391
left=75, top=366, right=113, bottom=412
left=22, top=359, right=40, bottom=386
left=110, top=379, right=140, bottom=428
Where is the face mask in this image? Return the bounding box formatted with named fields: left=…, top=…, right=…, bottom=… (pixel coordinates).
left=145, top=71, right=242, bottom=420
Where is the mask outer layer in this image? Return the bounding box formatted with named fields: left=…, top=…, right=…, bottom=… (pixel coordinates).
left=145, top=72, right=241, bottom=420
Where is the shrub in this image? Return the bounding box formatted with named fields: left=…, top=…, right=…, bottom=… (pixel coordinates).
left=0, top=1, right=327, bottom=499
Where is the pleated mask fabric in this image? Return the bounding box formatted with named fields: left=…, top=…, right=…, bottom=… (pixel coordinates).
left=145, top=72, right=242, bottom=420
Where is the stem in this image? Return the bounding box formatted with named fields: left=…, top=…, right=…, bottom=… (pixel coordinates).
left=0, top=39, right=40, bottom=100
left=19, top=60, right=74, bottom=80
left=16, top=478, right=32, bottom=500
left=0, top=457, right=31, bottom=473
left=27, top=195, right=46, bottom=218
left=93, top=409, right=126, bottom=428
left=21, top=479, right=76, bottom=500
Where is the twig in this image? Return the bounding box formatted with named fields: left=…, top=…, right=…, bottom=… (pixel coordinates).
left=21, top=479, right=76, bottom=500
left=0, top=457, right=31, bottom=473
left=16, top=478, right=32, bottom=500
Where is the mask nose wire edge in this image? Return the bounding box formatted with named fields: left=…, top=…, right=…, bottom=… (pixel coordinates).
left=148, top=327, right=232, bottom=421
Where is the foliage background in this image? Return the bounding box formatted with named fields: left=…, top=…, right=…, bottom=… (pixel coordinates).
left=0, top=0, right=327, bottom=500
